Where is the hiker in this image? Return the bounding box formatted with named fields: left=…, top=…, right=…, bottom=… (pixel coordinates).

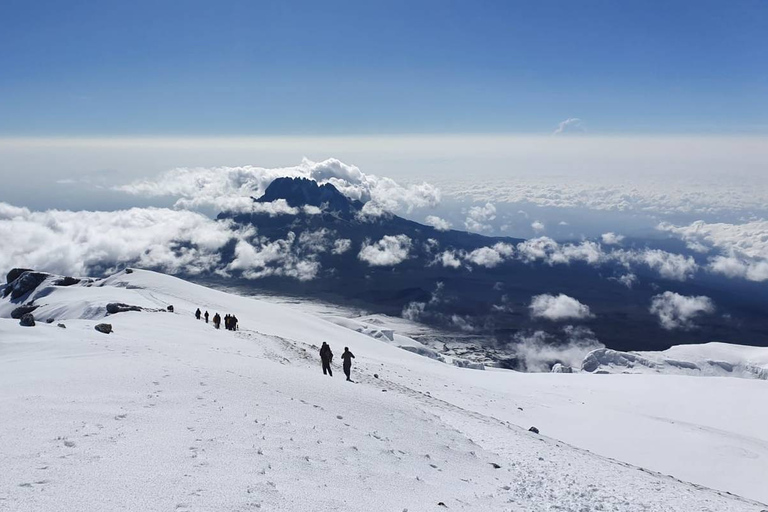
left=224, top=314, right=230, bottom=330
left=341, top=347, right=355, bottom=382
left=195, top=308, right=201, bottom=320
left=319, top=342, right=333, bottom=377
left=204, top=311, right=209, bottom=324
left=231, top=315, right=238, bottom=331
left=213, top=313, right=221, bottom=329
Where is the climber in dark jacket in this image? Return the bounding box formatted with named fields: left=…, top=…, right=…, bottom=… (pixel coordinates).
left=224, top=314, right=230, bottom=330
left=341, top=347, right=355, bottom=382
left=195, top=308, right=201, bottom=320
left=204, top=311, right=209, bottom=323
left=213, top=313, right=221, bottom=329
left=231, top=315, right=238, bottom=331
left=319, top=342, right=333, bottom=376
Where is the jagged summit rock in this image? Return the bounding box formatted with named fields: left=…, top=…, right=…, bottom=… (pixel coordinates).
left=2, top=270, right=49, bottom=300
left=256, top=177, right=362, bottom=215
left=6, top=268, right=34, bottom=284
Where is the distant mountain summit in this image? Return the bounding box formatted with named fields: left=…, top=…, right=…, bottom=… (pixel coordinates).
left=256, top=177, right=362, bottom=216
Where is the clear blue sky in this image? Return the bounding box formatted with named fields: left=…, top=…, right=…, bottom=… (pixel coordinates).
left=1, top=0, right=766, bottom=135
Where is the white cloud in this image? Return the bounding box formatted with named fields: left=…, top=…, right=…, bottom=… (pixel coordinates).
left=709, top=256, right=768, bottom=282
left=649, top=291, right=715, bottom=330
left=250, top=199, right=300, bottom=216
left=0, top=204, right=240, bottom=277
left=531, top=220, right=545, bottom=233
left=529, top=294, right=593, bottom=321
left=358, top=235, right=412, bottom=266
left=465, top=243, right=515, bottom=268
left=116, top=158, right=440, bottom=217
left=601, top=232, right=625, bottom=245
left=227, top=233, right=320, bottom=281
left=401, top=301, right=426, bottom=322
left=464, top=202, right=496, bottom=233
left=516, top=237, right=604, bottom=266
left=659, top=220, right=768, bottom=282
left=512, top=326, right=604, bottom=372
left=435, top=250, right=462, bottom=269
left=635, top=249, right=698, bottom=281
left=450, top=315, right=476, bottom=332
left=553, top=118, right=585, bottom=135
left=424, top=215, right=452, bottom=231
left=610, top=273, right=637, bottom=288
left=0, top=202, right=352, bottom=282
left=332, top=239, right=352, bottom=255
left=465, top=247, right=503, bottom=268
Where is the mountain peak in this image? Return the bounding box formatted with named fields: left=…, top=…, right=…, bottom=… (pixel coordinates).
left=257, top=177, right=359, bottom=214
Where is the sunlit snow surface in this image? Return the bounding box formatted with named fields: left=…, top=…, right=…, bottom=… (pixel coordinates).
left=1, top=270, right=766, bottom=511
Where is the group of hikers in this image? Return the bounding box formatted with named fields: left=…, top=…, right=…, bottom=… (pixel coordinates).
left=195, top=308, right=238, bottom=331
left=320, top=342, right=356, bottom=382
left=193, top=309, right=356, bottom=382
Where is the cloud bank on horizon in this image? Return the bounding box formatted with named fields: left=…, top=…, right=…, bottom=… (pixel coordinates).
left=1, top=156, right=767, bottom=287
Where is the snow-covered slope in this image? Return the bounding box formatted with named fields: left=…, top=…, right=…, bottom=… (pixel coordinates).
left=582, top=343, right=768, bottom=379
left=1, top=269, right=767, bottom=511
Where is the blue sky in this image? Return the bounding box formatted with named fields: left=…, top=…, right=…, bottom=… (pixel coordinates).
left=1, top=0, right=766, bottom=135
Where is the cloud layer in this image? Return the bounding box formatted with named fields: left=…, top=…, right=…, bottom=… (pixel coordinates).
left=659, top=220, right=768, bottom=282
left=116, top=158, right=440, bottom=217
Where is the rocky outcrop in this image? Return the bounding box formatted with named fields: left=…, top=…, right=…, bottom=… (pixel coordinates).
left=11, top=305, right=39, bottom=319
left=95, top=323, right=113, bottom=334
left=452, top=359, right=485, bottom=370
left=19, top=313, right=35, bottom=327
left=54, top=276, right=80, bottom=287
left=3, top=270, right=49, bottom=300
left=256, top=177, right=363, bottom=215
left=6, top=268, right=33, bottom=284
left=106, top=303, right=143, bottom=314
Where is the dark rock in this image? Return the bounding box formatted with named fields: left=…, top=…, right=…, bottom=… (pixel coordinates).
left=95, top=323, right=113, bottom=334
left=373, top=373, right=379, bottom=379
left=46, top=318, right=54, bottom=324
left=125, top=268, right=133, bottom=274
left=6, top=268, right=33, bottom=284
left=11, top=305, right=38, bottom=319
left=257, top=177, right=361, bottom=215
left=437, top=503, right=447, bottom=508
left=54, top=276, right=80, bottom=286
left=490, top=462, right=501, bottom=469
left=167, top=305, right=174, bottom=312
left=528, top=426, right=539, bottom=434
left=19, top=313, right=35, bottom=327
left=106, top=303, right=143, bottom=314
left=6, top=271, right=49, bottom=300
left=57, top=323, right=66, bottom=329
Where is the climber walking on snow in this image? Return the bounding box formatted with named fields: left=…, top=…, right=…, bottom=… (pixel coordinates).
left=320, top=342, right=333, bottom=377
left=341, top=347, right=355, bottom=382
left=195, top=308, right=201, bottom=320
